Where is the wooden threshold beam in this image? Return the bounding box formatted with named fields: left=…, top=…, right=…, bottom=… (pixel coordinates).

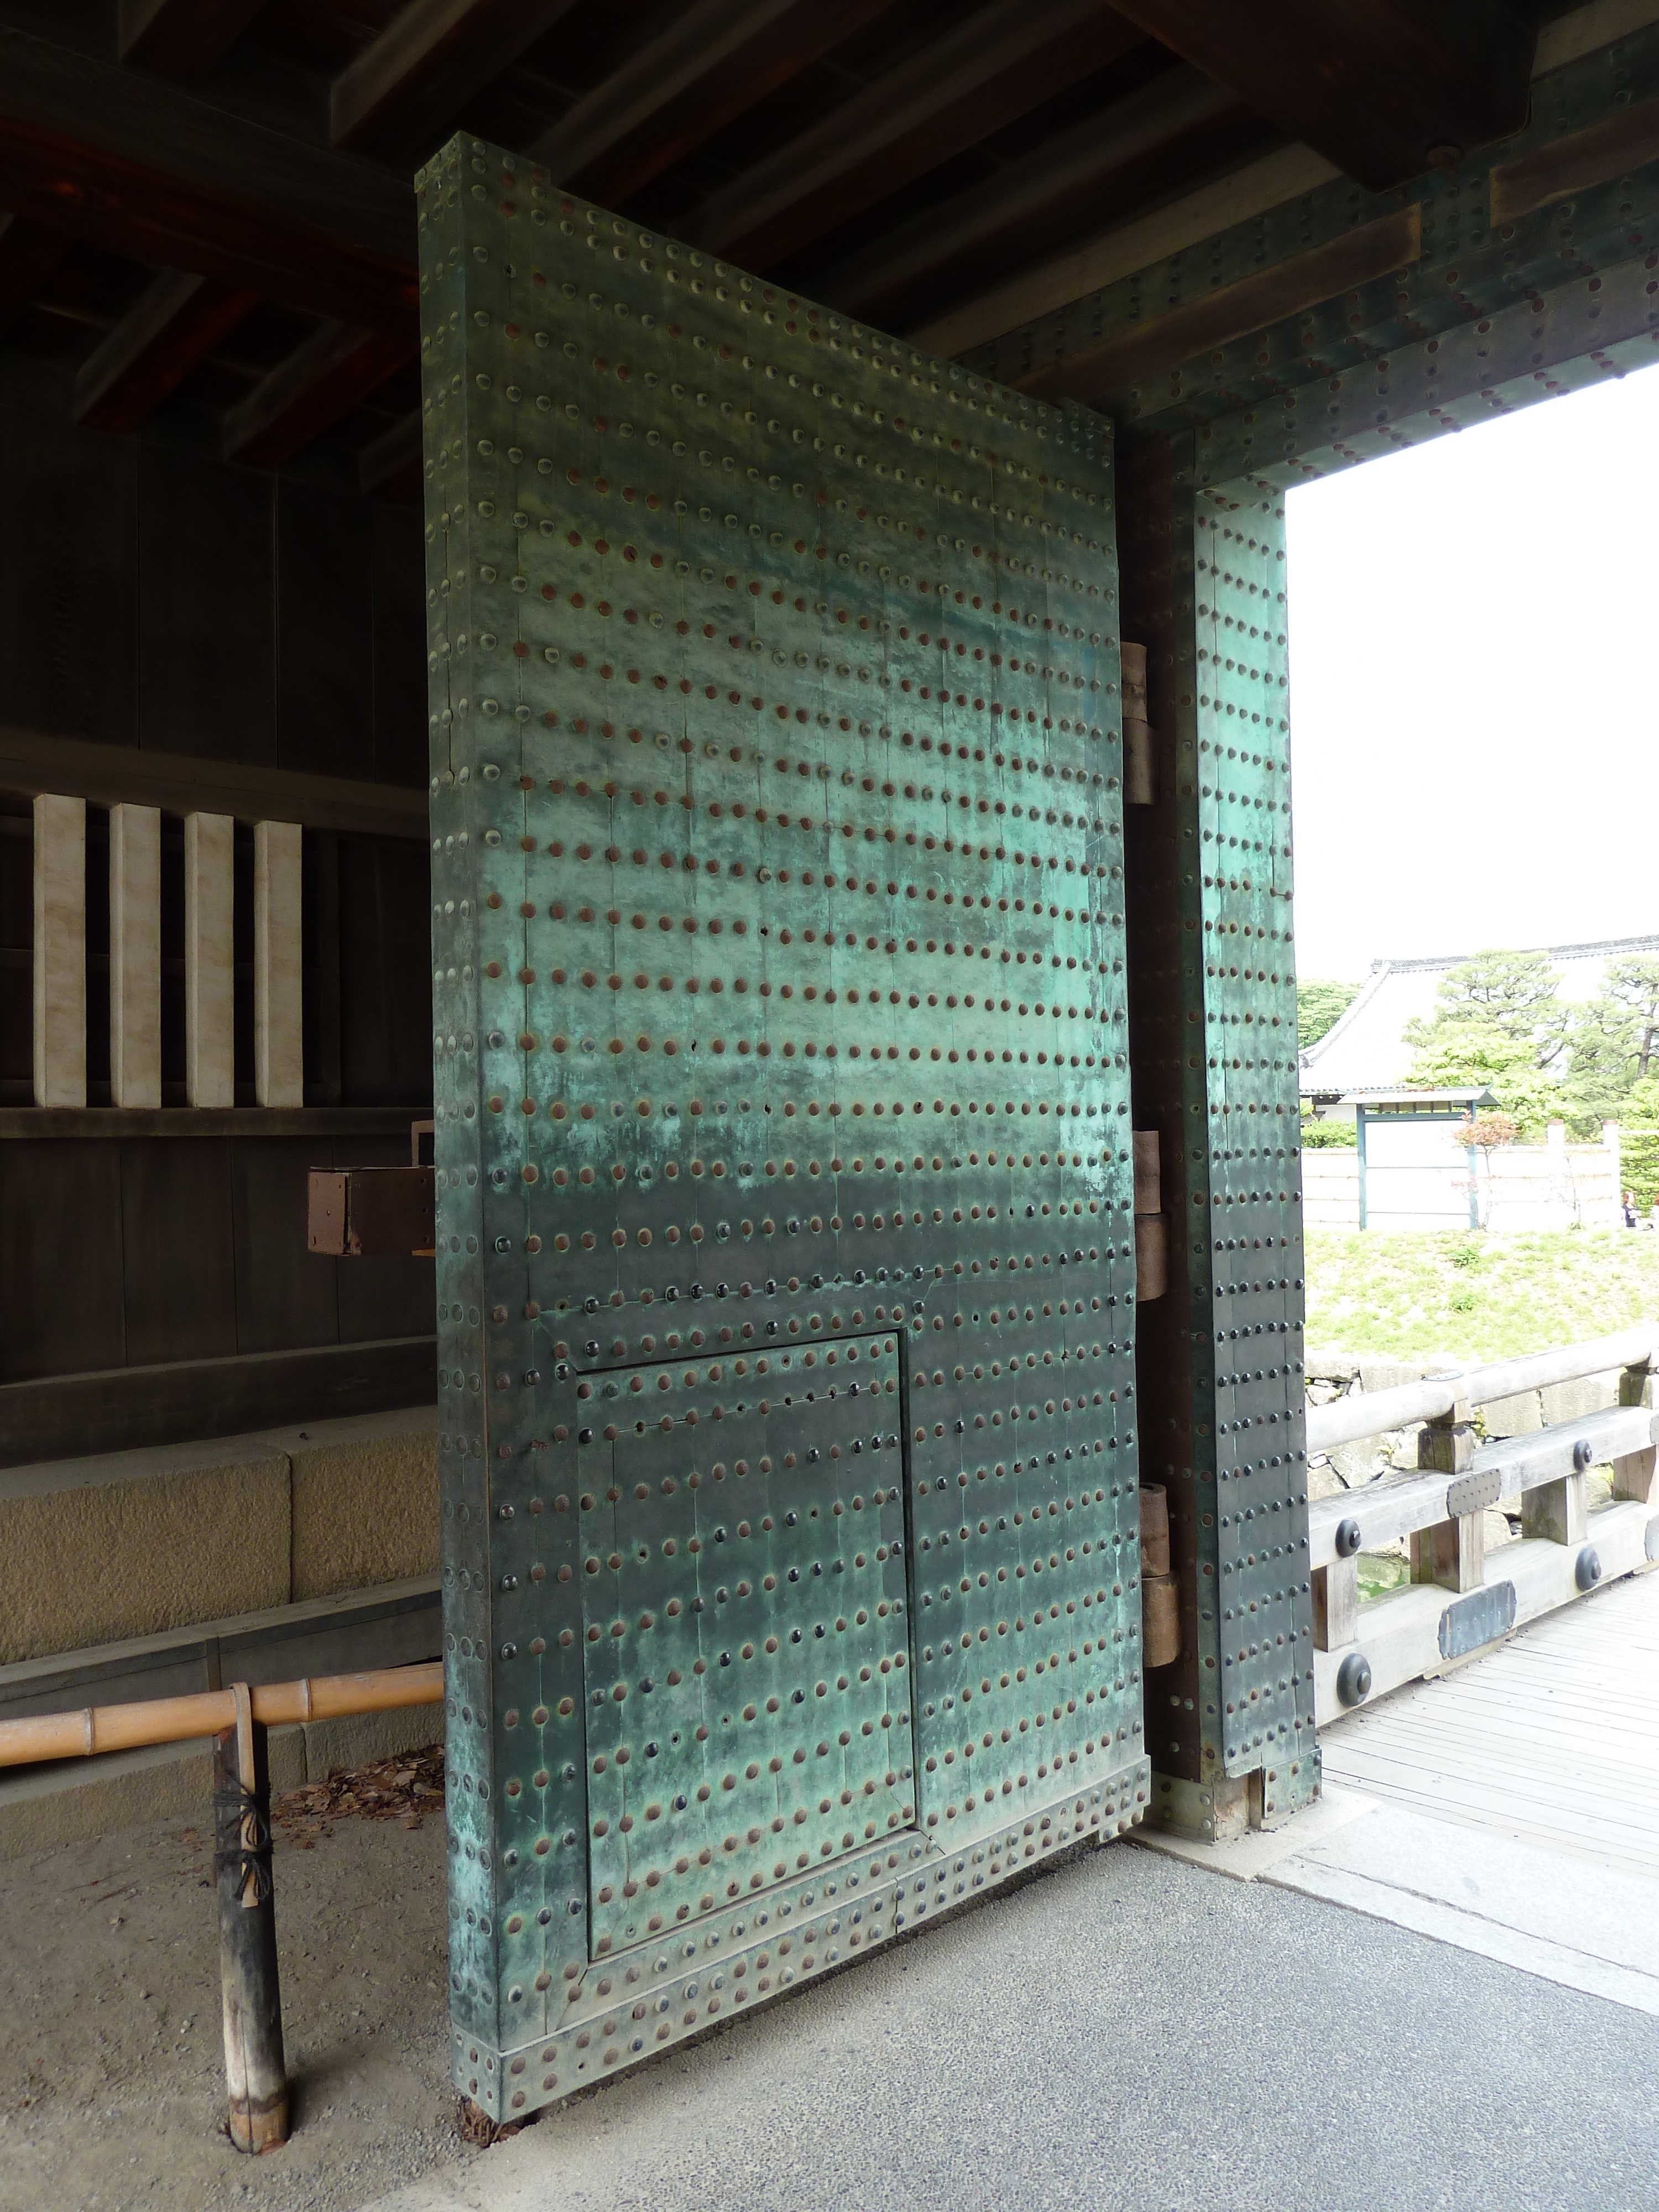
left=117, top=0, right=268, bottom=83
left=0, top=25, right=415, bottom=330
left=0, top=724, right=427, bottom=841
left=0, top=1107, right=425, bottom=1139
left=684, top=0, right=1144, bottom=268
left=74, top=266, right=259, bottom=434
left=529, top=0, right=895, bottom=206
left=0, top=1337, right=437, bottom=1469
left=1105, top=0, right=1539, bottom=191
left=224, top=319, right=415, bottom=468
left=331, top=0, right=580, bottom=155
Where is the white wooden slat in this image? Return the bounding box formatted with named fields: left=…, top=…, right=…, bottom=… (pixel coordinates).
left=32, top=793, right=85, bottom=1109
left=184, top=811, right=234, bottom=1109
left=253, top=820, right=302, bottom=1109
left=109, top=801, right=161, bottom=1109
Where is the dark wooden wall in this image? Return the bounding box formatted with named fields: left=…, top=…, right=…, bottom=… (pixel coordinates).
left=0, top=372, right=427, bottom=782
left=0, top=361, right=435, bottom=1465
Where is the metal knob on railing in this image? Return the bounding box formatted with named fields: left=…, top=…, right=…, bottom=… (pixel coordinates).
left=1335, top=1652, right=1373, bottom=1707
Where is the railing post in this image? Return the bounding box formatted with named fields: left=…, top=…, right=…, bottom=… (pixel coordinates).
left=213, top=1682, right=288, bottom=2153
left=1312, top=1555, right=1358, bottom=1651
left=1522, top=1461, right=1588, bottom=1545
left=1412, top=1399, right=1484, bottom=1593
left=1612, top=1359, right=1657, bottom=1506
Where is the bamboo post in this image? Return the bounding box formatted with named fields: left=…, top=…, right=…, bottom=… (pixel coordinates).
left=214, top=1683, right=289, bottom=2153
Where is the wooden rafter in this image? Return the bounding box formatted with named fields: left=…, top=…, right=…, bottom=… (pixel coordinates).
left=0, top=210, right=72, bottom=340
left=117, top=0, right=268, bottom=83
left=527, top=0, right=896, bottom=206
left=359, top=406, right=424, bottom=496
left=1014, top=201, right=1423, bottom=402
left=224, top=319, right=415, bottom=468
left=1105, top=0, right=1541, bottom=190
left=0, top=25, right=416, bottom=329
left=331, top=0, right=581, bottom=155
left=812, top=65, right=1250, bottom=326
left=682, top=0, right=1144, bottom=268
left=74, top=266, right=258, bottom=433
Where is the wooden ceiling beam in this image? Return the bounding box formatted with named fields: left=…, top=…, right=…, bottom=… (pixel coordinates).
left=1014, top=201, right=1423, bottom=403
left=358, top=407, right=424, bottom=497
left=0, top=210, right=73, bottom=340
left=331, top=0, right=581, bottom=156
left=74, top=265, right=259, bottom=433
left=117, top=0, right=268, bottom=84
left=528, top=0, right=896, bottom=206
left=683, top=0, right=1144, bottom=269
left=813, top=65, right=1248, bottom=326
left=0, top=25, right=416, bottom=330
left=1103, top=0, right=1541, bottom=191
left=224, top=319, right=415, bottom=469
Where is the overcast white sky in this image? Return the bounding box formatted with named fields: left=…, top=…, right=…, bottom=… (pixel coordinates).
left=1286, top=357, right=1659, bottom=981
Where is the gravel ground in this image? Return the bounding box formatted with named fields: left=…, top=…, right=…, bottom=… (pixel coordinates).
left=0, top=1788, right=474, bottom=2212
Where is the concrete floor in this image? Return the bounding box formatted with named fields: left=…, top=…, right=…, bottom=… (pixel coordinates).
left=9, top=1794, right=1655, bottom=2212
left=361, top=1834, right=1658, bottom=2212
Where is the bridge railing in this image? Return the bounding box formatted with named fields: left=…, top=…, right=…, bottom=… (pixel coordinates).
left=1305, top=1327, right=1659, bottom=1724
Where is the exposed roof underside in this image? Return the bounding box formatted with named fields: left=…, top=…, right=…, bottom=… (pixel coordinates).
left=0, top=0, right=1581, bottom=494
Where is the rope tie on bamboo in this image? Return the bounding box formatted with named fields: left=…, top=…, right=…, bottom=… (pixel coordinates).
left=213, top=1780, right=273, bottom=1907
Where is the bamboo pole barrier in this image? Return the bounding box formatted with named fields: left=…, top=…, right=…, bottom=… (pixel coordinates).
left=0, top=1658, right=443, bottom=2154
left=0, top=1660, right=443, bottom=1770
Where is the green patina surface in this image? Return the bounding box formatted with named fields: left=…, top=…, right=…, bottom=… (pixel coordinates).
left=420, top=133, right=1151, bottom=2121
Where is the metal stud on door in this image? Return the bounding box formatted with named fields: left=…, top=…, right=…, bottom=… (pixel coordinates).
left=420, top=133, right=1149, bottom=2120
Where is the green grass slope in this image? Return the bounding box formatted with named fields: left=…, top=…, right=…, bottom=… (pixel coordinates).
left=1305, top=1228, right=1659, bottom=1359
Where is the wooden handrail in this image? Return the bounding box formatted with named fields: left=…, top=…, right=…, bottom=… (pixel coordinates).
left=1306, top=1324, right=1659, bottom=1452
left=0, top=1660, right=442, bottom=1769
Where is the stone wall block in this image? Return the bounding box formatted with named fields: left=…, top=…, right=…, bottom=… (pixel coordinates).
left=289, top=1420, right=440, bottom=1603
left=0, top=1454, right=290, bottom=1664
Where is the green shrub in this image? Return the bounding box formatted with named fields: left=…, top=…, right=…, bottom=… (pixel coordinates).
left=1301, top=1115, right=1357, bottom=1149
left=1619, top=1128, right=1659, bottom=1211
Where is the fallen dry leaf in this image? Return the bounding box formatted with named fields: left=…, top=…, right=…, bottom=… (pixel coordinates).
left=274, top=1745, right=445, bottom=1840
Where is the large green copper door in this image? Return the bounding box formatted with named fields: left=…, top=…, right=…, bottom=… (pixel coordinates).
left=420, top=134, right=1150, bottom=2119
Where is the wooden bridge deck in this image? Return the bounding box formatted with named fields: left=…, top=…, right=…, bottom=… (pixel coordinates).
left=1319, top=1560, right=1659, bottom=1881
